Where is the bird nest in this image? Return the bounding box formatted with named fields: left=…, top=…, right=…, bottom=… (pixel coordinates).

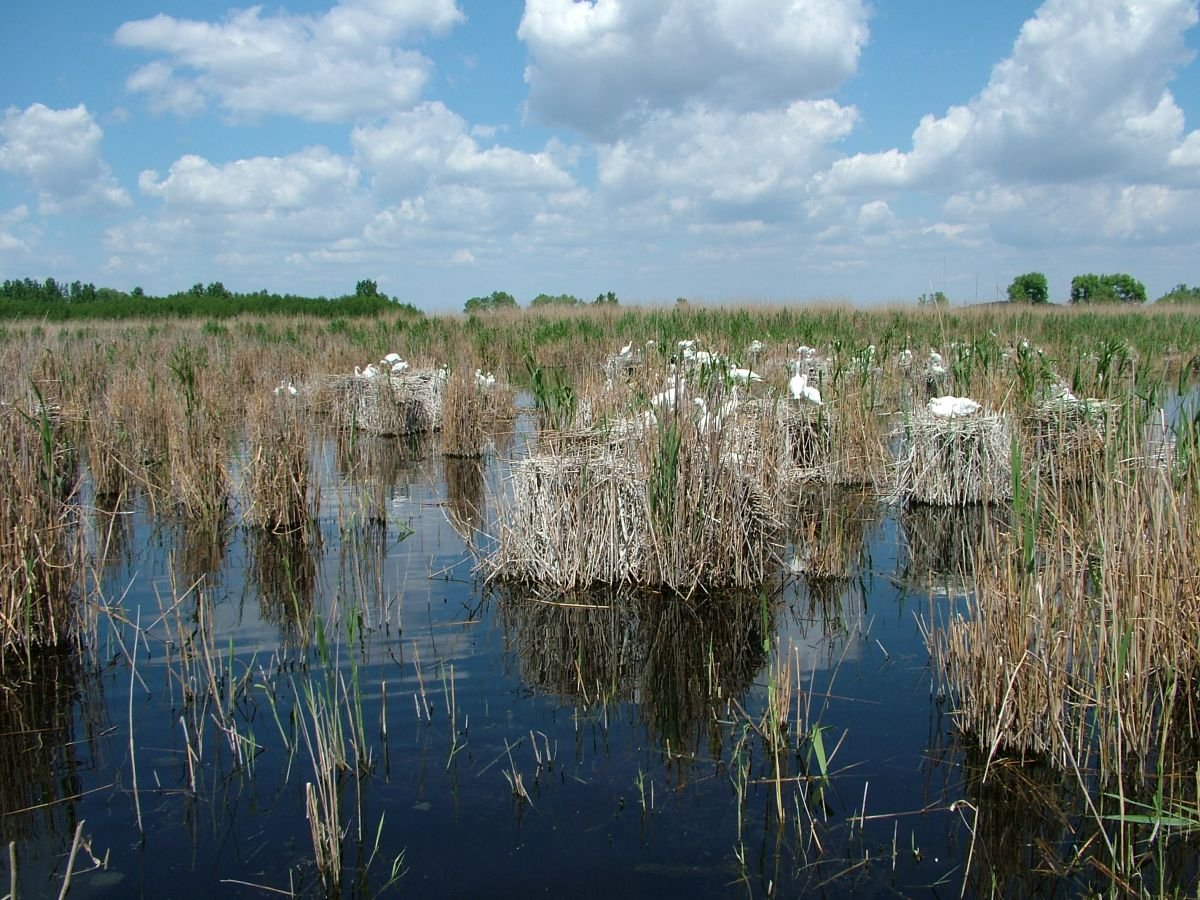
left=485, top=437, right=781, bottom=594
left=1021, top=395, right=1119, bottom=486
left=891, top=409, right=1013, bottom=506
left=329, top=370, right=446, bottom=436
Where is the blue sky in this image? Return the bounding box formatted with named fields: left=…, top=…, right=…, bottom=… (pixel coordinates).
left=2, top=0, right=1198, bottom=311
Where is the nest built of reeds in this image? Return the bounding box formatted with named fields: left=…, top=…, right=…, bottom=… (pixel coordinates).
left=892, top=409, right=1013, bottom=506
left=486, top=428, right=782, bottom=594
left=329, top=369, right=446, bottom=436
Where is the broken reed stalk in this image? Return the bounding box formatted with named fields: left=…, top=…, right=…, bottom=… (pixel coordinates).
left=0, top=402, right=82, bottom=657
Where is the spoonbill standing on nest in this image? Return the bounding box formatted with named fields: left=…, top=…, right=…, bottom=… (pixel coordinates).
left=927, top=396, right=981, bottom=418
left=789, top=364, right=822, bottom=405
left=274, top=379, right=298, bottom=397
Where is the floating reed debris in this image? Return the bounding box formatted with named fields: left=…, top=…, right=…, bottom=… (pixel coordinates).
left=0, top=403, right=82, bottom=656
left=892, top=409, right=1012, bottom=506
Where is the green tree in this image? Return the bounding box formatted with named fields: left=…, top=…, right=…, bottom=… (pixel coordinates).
left=917, top=291, right=948, bottom=306
left=1157, top=283, right=1200, bottom=304
left=530, top=293, right=581, bottom=307
left=464, top=290, right=518, bottom=314
left=355, top=278, right=381, bottom=298
left=1070, top=273, right=1146, bottom=304
left=1007, top=272, right=1049, bottom=304
left=593, top=291, right=619, bottom=305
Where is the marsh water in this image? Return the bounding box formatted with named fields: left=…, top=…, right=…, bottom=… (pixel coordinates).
left=1, top=415, right=1132, bottom=898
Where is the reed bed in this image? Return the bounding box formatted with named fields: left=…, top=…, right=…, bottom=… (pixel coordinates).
left=439, top=367, right=486, bottom=458
left=243, top=392, right=318, bottom=533
left=0, top=403, right=82, bottom=656
left=891, top=409, right=1013, bottom=506
left=927, top=460, right=1200, bottom=787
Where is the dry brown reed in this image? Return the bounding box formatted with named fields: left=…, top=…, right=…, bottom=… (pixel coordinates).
left=0, top=403, right=82, bottom=656
left=892, top=410, right=1013, bottom=506
left=166, top=392, right=231, bottom=521
left=439, top=368, right=486, bottom=458
left=243, top=392, right=317, bottom=533
left=927, top=456, right=1200, bottom=793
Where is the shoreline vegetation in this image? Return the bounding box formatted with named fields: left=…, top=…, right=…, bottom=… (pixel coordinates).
left=3, top=294, right=1200, bottom=894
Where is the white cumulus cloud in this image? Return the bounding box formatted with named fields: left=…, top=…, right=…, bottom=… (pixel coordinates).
left=0, top=104, right=131, bottom=214
left=824, top=0, right=1199, bottom=195
left=518, top=0, right=869, bottom=139
left=139, top=147, right=361, bottom=211
left=115, top=0, right=465, bottom=122
left=353, top=101, right=576, bottom=197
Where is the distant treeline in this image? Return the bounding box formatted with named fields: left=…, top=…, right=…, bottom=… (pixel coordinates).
left=0, top=277, right=420, bottom=320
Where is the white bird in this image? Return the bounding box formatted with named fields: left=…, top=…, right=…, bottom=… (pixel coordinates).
left=382, top=352, right=403, bottom=366
left=677, top=339, right=696, bottom=351
left=619, top=342, right=633, bottom=357
left=747, top=339, right=765, bottom=356
left=274, top=379, right=298, bottom=397
left=475, top=368, right=496, bottom=389
left=789, top=365, right=822, bottom=405
left=727, top=366, right=762, bottom=384
left=650, top=383, right=681, bottom=410
left=898, top=348, right=913, bottom=368
left=390, top=360, right=409, bottom=374
left=361, top=363, right=381, bottom=379
left=927, top=396, right=980, bottom=418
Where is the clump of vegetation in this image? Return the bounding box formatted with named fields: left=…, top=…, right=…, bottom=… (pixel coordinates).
left=1069, top=272, right=1146, bottom=304
left=0, top=401, right=82, bottom=657
left=1156, top=282, right=1200, bottom=304
left=1006, top=271, right=1049, bottom=304
left=464, top=290, right=519, bottom=314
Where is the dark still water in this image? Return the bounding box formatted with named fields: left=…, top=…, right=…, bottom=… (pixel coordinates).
left=2, top=427, right=1084, bottom=898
